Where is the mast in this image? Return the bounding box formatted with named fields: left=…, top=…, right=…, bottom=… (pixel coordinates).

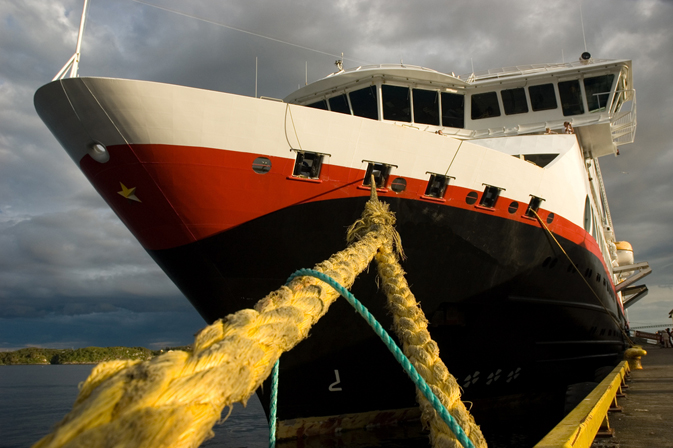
left=53, top=0, right=90, bottom=80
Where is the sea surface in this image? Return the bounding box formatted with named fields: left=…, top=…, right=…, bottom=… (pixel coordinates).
left=0, top=365, right=268, bottom=448
left=0, top=365, right=556, bottom=448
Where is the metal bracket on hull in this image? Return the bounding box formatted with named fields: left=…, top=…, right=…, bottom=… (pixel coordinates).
left=622, top=285, right=649, bottom=309
left=614, top=262, right=651, bottom=293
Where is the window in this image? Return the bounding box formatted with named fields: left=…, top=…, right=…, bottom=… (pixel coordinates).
left=441, top=92, right=465, bottom=128
left=328, top=94, right=351, bottom=115
left=501, top=88, right=529, bottom=115
left=479, top=185, right=502, bottom=208
left=424, top=173, right=452, bottom=198
left=413, top=89, right=439, bottom=125
left=382, top=85, right=411, bottom=122
left=306, top=100, right=328, bottom=110
left=363, top=162, right=393, bottom=188
left=252, top=157, right=271, bottom=174
left=558, top=80, right=584, bottom=116
left=471, top=92, right=501, bottom=119
left=584, top=75, right=615, bottom=112
left=529, top=84, right=558, bottom=111
left=515, top=154, right=558, bottom=168
left=390, top=178, right=407, bottom=193
left=292, top=151, right=324, bottom=179
left=349, top=86, right=378, bottom=120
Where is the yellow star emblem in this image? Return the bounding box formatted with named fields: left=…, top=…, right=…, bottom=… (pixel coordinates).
left=117, top=182, right=141, bottom=202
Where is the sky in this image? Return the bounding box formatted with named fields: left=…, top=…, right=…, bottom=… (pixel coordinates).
left=1, top=0, right=672, bottom=351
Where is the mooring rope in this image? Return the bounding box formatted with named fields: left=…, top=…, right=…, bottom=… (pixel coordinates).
left=282, top=268, right=481, bottom=448
left=529, top=209, right=634, bottom=346
left=32, top=193, right=482, bottom=448
left=375, top=243, right=486, bottom=448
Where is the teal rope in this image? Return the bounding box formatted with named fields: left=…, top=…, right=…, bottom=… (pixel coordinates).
left=269, top=268, right=475, bottom=448
left=268, top=360, right=279, bottom=448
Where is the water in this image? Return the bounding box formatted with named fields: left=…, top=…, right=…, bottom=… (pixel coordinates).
left=0, top=365, right=268, bottom=448
left=0, top=365, right=555, bottom=447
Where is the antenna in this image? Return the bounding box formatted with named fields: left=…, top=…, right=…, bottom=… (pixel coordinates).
left=305, top=61, right=308, bottom=85
left=578, top=1, right=592, bottom=64
left=255, top=56, right=258, bottom=98
left=53, top=0, right=90, bottom=80
left=580, top=1, right=588, bottom=53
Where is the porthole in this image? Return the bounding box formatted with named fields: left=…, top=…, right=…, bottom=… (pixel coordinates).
left=88, top=142, right=110, bottom=163
left=390, top=178, right=407, bottom=193
left=465, top=191, right=479, bottom=205
left=542, top=257, right=551, bottom=267
left=508, top=201, right=519, bottom=214
left=596, top=273, right=601, bottom=282
left=252, top=157, right=271, bottom=174
left=550, top=258, right=557, bottom=269
left=546, top=213, right=555, bottom=224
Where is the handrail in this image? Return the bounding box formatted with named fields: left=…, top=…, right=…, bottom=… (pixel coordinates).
left=534, top=361, right=630, bottom=448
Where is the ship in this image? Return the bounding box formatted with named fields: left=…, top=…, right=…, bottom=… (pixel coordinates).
left=34, top=51, right=651, bottom=440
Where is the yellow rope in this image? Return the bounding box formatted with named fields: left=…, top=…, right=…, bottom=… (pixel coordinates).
left=529, top=209, right=634, bottom=346
left=32, top=194, right=483, bottom=448
left=374, top=242, right=487, bottom=448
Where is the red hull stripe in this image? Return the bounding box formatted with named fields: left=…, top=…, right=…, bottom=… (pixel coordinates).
left=79, top=143, right=609, bottom=274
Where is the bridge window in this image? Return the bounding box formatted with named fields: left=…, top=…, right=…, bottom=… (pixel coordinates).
left=363, top=162, right=393, bottom=188
left=382, top=85, right=411, bottom=122
left=329, top=94, right=351, bottom=115
left=501, top=88, right=529, bottom=115
left=349, top=86, right=378, bottom=120
left=558, top=80, right=584, bottom=116
left=293, top=151, right=324, bottom=179
left=306, top=100, right=328, bottom=110
left=471, top=92, right=501, bottom=119
left=584, top=75, right=615, bottom=112
left=441, top=92, right=465, bottom=128
left=413, top=89, right=439, bottom=125
left=529, top=84, right=558, bottom=111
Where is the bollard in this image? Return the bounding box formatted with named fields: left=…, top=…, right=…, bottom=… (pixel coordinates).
left=624, top=346, right=647, bottom=370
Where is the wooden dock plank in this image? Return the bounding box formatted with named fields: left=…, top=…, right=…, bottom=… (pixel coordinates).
left=595, top=345, right=673, bottom=448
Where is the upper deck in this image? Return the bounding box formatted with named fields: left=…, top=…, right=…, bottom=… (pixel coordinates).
left=284, top=57, right=636, bottom=158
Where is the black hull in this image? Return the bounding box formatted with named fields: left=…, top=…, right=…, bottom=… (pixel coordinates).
left=148, top=196, right=627, bottom=434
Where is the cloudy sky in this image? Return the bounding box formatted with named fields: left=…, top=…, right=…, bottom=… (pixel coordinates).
left=1, top=0, right=672, bottom=351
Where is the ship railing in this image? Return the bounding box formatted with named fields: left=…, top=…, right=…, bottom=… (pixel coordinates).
left=610, top=90, right=637, bottom=147
left=326, top=63, right=446, bottom=77
left=459, top=59, right=615, bottom=83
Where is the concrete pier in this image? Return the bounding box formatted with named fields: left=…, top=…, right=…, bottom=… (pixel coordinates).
left=593, top=344, right=673, bottom=448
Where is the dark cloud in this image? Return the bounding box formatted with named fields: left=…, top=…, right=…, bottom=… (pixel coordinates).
left=1, top=0, right=672, bottom=347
